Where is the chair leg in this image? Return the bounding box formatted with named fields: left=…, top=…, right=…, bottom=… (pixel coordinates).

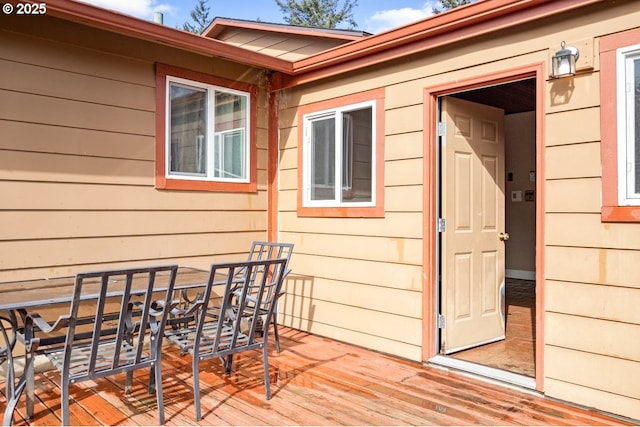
left=223, top=355, right=233, bottom=375
left=148, top=366, right=156, bottom=394
left=154, top=359, right=165, bottom=425
left=61, top=376, right=70, bottom=426
left=192, top=357, right=202, bottom=421
left=262, top=343, right=271, bottom=400
left=125, top=371, right=133, bottom=394
left=24, top=345, right=35, bottom=418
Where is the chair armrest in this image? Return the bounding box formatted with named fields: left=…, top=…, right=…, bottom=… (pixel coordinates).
left=25, top=312, right=71, bottom=335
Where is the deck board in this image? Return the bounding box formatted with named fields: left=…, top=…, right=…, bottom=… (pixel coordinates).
left=1, top=327, right=632, bottom=426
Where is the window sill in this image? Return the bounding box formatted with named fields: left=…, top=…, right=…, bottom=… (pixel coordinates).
left=297, top=205, right=384, bottom=218
left=156, top=177, right=257, bottom=193
left=601, top=206, right=640, bottom=222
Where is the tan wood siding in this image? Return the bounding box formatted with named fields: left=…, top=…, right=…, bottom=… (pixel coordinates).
left=546, top=280, right=640, bottom=324
left=0, top=211, right=266, bottom=240
left=545, top=312, right=640, bottom=362
left=283, top=233, right=422, bottom=266
left=278, top=295, right=423, bottom=361
left=279, top=212, right=423, bottom=238
left=547, top=214, right=640, bottom=250
left=281, top=275, right=421, bottom=317
left=546, top=246, right=640, bottom=290
left=0, top=28, right=154, bottom=86
left=545, top=178, right=601, bottom=213
left=546, top=108, right=601, bottom=147
left=0, top=150, right=154, bottom=185
left=0, top=181, right=267, bottom=212
left=545, top=142, right=601, bottom=180
left=0, top=20, right=269, bottom=281
left=0, top=121, right=154, bottom=160
left=0, top=59, right=155, bottom=111
left=0, top=89, right=155, bottom=135
left=545, top=346, right=640, bottom=419
left=544, top=378, right=640, bottom=422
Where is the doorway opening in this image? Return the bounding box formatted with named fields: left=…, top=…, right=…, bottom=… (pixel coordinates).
left=432, top=78, right=538, bottom=387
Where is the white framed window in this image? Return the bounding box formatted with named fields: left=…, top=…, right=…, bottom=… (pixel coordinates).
left=616, top=43, right=640, bottom=205
left=302, top=101, right=375, bottom=207
left=167, top=76, right=250, bottom=183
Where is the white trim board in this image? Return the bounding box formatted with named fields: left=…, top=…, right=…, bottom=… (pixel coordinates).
left=428, top=355, right=536, bottom=390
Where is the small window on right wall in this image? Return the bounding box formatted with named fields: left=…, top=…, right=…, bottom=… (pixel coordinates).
left=600, top=28, right=640, bottom=221
left=297, top=88, right=385, bottom=218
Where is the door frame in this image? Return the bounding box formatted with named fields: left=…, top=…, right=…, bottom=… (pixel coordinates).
left=422, top=63, right=546, bottom=391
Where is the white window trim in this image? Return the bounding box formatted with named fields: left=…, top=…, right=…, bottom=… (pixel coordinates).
left=165, top=75, right=250, bottom=184
left=302, top=100, right=376, bottom=208
left=616, top=43, right=640, bottom=205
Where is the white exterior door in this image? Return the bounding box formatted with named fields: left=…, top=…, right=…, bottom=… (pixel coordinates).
left=441, top=96, right=507, bottom=354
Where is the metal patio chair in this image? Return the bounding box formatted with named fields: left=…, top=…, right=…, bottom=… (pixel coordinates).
left=241, top=241, right=294, bottom=352
left=164, top=258, right=288, bottom=421
left=10, top=265, right=178, bottom=426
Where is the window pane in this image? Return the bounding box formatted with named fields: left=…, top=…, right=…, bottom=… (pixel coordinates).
left=635, top=57, right=640, bottom=193
left=214, top=91, right=248, bottom=180
left=341, top=107, right=373, bottom=203
left=215, top=130, right=245, bottom=179
left=310, top=117, right=335, bottom=200
left=169, top=83, right=206, bottom=175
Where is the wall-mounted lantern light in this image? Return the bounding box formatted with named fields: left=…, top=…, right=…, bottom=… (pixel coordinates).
left=551, top=41, right=580, bottom=78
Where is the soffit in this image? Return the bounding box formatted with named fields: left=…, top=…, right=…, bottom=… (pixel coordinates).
left=452, top=79, right=536, bottom=114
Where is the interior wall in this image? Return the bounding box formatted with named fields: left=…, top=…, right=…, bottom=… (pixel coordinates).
left=505, top=111, right=536, bottom=278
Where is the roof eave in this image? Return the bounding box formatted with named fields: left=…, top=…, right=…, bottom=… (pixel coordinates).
left=278, top=0, right=604, bottom=86
left=42, top=0, right=294, bottom=74
left=203, top=17, right=370, bottom=41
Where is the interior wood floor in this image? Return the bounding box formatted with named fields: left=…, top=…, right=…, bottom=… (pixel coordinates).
left=451, top=278, right=536, bottom=376
left=1, top=326, right=630, bottom=426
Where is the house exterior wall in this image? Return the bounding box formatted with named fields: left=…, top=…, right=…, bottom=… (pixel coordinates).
left=276, top=1, right=640, bottom=420
left=0, top=15, right=270, bottom=282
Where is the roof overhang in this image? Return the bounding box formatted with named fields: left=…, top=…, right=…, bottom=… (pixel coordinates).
left=203, top=17, right=370, bottom=41
left=38, top=0, right=294, bottom=74
left=10, top=0, right=607, bottom=90
left=272, top=0, right=605, bottom=89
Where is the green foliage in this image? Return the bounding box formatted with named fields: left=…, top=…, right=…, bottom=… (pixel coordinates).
left=432, top=0, right=471, bottom=14
left=183, top=0, right=212, bottom=34
left=274, top=0, right=358, bottom=29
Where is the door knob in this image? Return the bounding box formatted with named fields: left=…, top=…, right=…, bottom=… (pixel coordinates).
left=499, top=232, right=510, bottom=241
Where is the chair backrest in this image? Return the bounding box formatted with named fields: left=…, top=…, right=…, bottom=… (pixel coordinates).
left=60, top=265, right=178, bottom=382
left=193, top=258, right=288, bottom=359
left=247, top=241, right=294, bottom=276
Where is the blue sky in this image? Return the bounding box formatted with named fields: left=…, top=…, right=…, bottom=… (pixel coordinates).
left=78, top=0, right=442, bottom=34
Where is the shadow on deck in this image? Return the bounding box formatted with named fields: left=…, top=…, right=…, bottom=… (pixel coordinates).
left=1, top=327, right=631, bottom=426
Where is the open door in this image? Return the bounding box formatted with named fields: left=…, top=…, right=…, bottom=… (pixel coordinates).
left=440, top=96, right=507, bottom=354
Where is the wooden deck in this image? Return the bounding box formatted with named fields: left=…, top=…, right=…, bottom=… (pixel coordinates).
left=1, top=327, right=631, bottom=426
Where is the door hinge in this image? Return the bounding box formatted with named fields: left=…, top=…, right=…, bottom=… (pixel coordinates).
left=437, top=121, right=446, bottom=137
left=437, top=218, right=446, bottom=233
left=437, top=314, right=446, bottom=328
